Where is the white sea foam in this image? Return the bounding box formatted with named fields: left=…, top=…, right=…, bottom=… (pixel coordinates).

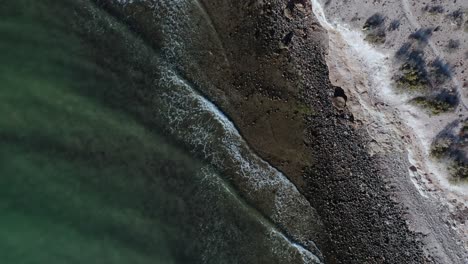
left=161, top=70, right=315, bottom=203
left=112, top=1, right=322, bottom=260
left=154, top=68, right=323, bottom=262
left=197, top=167, right=322, bottom=264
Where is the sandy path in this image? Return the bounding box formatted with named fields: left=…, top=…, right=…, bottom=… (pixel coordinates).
left=311, top=0, right=468, bottom=261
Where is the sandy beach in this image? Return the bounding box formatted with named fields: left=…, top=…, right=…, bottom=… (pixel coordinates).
left=315, top=0, right=468, bottom=257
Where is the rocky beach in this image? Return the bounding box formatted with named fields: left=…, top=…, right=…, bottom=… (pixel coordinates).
left=1, top=0, right=467, bottom=263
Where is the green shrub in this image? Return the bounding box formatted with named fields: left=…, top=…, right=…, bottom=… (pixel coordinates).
left=411, top=97, right=454, bottom=115
left=365, top=31, right=386, bottom=44
left=430, top=139, right=452, bottom=158
left=450, top=161, right=468, bottom=181
left=396, top=63, right=429, bottom=91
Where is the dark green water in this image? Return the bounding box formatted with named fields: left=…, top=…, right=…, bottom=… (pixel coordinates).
left=0, top=1, right=322, bottom=263
left=1, top=1, right=200, bottom=262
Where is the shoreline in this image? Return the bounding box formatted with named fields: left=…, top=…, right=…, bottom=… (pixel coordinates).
left=97, top=0, right=467, bottom=262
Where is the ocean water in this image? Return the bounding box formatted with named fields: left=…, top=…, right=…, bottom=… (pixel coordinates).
left=0, top=1, right=322, bottom=263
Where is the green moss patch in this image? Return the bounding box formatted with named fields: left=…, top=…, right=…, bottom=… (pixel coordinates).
left=362, top=13, right=386, bottom=45
left=449, top=161, right=468, bottom=182
left=411, top=97, right=455, bottom=115
left=363, top=13, right=385, bottom=30
left=294, top=103, right=315, bottom=116
left=396, top=63, right=430, bottom=91
left=430, top=139, right=453, bottom=159
left=364, top=31, right=386, bottom=44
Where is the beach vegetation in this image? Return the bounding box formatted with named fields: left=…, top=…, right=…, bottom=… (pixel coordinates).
left=409, top=28, right=433, bottom=43
left=364, top=29, right=386, bottom=44
left=423, top=5, right=444, bottom=15
left=396, top=62, right=429, bottom=91
left=447, top=9, right=465, bottom=28
left=431, top=139, right=453, bottom=159
left=363, top=14, right=386, bottom=45
left=395, top=42, right=412, bottom=59
left=447, top=39, right=460, bottom=52
left=411, top=97, right=454, bottom=115
left=430, top=58, right=452, bottom=84
left=450, top=161, right=468, bottom=181
left=363, top=13, right=385, bottom=30
left=388, top=19, right=400, bottom=31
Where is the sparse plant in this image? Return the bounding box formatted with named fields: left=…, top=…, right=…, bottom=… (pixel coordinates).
left=363, top=13, right=387, bottom=45
left=396, top=56, right=430, bottom=91
left=447, top=39, right=460, bottom=52
left=409, top=28, right=433, bottom=43
left=411, top=97, right=455, bottom=115
left=431, top=58, right=452, bottom=84
left=364, top=29, right=386, bottom=44
left=462, top=122, right=468, bottom=131
left=388, top=19, right=400, bottom=31
left=447, top=9, right=465, bottom=28
left=363, top=13, right=385, bottom=30
left=423, top=5, right=444, bottom=15
left=431, top=139, right=453, bottom=158
left=460, top=121, right=468, bottom=138
left=450, top=161, right=468, bottom=180
left=395, top=42, right=412, bottom=59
